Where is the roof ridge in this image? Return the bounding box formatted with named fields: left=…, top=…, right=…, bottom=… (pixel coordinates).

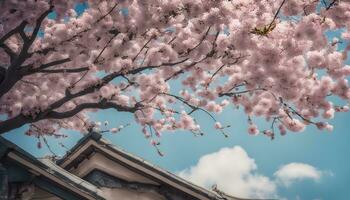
left=56, top=131, right=102, bottom=165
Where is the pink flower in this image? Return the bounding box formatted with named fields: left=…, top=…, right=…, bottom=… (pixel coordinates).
left=322, top=108, right=335, bottom=119
left=110, top=128, right=119, bottom=133
left=341, top=31, right=350, bottom=40
left=278, top=124, right=287, bottom=136
left=325, top=124, right=334, bottom=132
left=100, top=85, right=113, bottom=99
left=220, top=99, right=230, bottom=107
left=180, top=112, right=196, bottom=130
left=150, top=139, right=159, bottom=146
left=155, top=130, right=162, bottom=137
left=142, top=127, right=151, bottom=138
left=282, top=0, right=303, bottom=16
left=316, top=122, right=327, bottom=130
left=306, top=51, right=325, bottom=68
left=263, top=130, right=274, bottom=139
left=214, top=122, right=222, bottom=129
left=248, top=124, right=259, bottom=135
left=283, top=118, right=305, bottom=132
left=335, top=106, right=349, bottom=112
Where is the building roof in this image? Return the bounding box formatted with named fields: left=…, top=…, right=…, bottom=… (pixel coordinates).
left=57, top=132, right=256, bottom=200
left=1, top=132, right=273, bottom=200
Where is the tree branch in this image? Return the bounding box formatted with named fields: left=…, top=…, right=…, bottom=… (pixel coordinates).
left=130, top=58, right=189, bottom=75
left=28, top=5, right=54, bottom=45
left=325, top=0, right=338, bottom=10
left=0, top=43, right=16, bottom=63
left=37, top=67, right=89, bottom=74
left=0, top=59, right=165, bottom=134
left=132, top=36, right=153, bottom=62
left=46, top=101, right=140, bottom=119
left=0, top=101, right=140, bottom=135
left=206, top=63, right=225, bottom=88
left=0, top=7, right=53, bottom=99
left=0, top=66, right=5, bottom=83
left=93, top=32, right=119, bottom=64
left=165, top=30, right=220, bottom=82
left=268, top=0, right=287, bottom=29
left=0, top=21, right=27, bottom=46
left=218, top=88, right=267, bottom=97
left=95, top=3, right=119, bottom=24
left=161, top=93, right=217, bottom=121
left=22, top=57, right=72, bottom=74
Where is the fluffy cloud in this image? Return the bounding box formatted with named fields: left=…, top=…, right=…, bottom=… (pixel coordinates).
left=179, top=146, right=331, bottom=199
left=178, top=146, right=277, bottom=199
left=274, top=163, right=329, bottom=187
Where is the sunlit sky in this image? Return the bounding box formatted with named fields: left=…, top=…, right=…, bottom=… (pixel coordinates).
left=3, top=2, right=350, bottom=200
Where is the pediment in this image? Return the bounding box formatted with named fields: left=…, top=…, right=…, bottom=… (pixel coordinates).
left=57, top=132, right=218, bottom=200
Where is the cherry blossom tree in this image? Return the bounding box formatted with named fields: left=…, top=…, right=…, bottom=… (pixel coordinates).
left=1, top=0, right=350, bottom=143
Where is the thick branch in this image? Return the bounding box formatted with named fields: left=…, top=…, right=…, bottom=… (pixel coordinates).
left=0, top=101, right=139, bottom=135
left=37, top=67, right=89, bottom=74
left=0, top=55, right=195, bottom=134
left=47, top=101, right=139, bottom=119
left=0, top=43, right=16, bottom=63
left=0, top=114, right=29, bottom=135
left=0, top=61, right=151, bottom=134
left=21, top=57, right=72, bottom=75
left=37, top=58, right=71, bottom=70
left=28, top=5, right=54, bottom=45
left=0, top=66, right=5, bottom=83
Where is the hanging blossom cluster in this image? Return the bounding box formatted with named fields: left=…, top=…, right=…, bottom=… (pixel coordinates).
left=1, top=0, right=350, bottom=143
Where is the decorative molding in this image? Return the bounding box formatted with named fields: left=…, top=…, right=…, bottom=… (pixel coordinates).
left=84, top=170, right=195, bottom=200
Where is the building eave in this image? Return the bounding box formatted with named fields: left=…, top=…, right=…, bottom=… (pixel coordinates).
left=0, top=136, right=106, bottom=200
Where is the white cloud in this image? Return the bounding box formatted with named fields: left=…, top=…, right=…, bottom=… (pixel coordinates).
left=178, top=146, right=277, bottom=199
left=178, top=146, right=332, bottom=199
left=274, top=163, right=329, bottom=187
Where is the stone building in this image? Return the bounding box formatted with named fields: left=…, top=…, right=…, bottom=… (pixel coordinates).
left=0, top=132, right=260, bottom=200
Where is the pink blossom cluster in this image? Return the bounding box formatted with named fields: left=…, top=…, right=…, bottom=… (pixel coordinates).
left=1, top=0, right=350, bottom=141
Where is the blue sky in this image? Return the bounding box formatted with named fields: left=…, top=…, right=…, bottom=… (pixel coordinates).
left=3, top=2, right=350, bottom=200
left=4, top=105, right=350, bottom=199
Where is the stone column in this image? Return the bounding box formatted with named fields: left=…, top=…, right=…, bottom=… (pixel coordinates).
left=0, top=163, right=8, bottom=200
